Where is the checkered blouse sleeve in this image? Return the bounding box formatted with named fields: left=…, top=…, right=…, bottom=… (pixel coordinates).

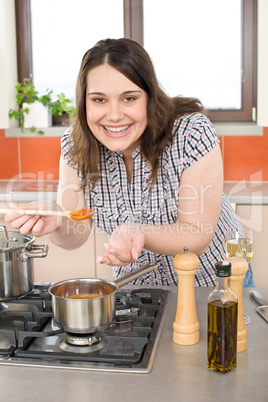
left=60, top=126, right=74, bottom=167
left=173, top=113, right=220, bottom=170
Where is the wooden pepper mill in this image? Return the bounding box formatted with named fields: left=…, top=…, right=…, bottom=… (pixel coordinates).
left=173, top=247, right=200, bottom=345
left=224, top=257, right=249, bottom=352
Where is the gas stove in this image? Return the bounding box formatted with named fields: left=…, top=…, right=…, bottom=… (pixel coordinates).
left=0, top=284, right=171, bottom=373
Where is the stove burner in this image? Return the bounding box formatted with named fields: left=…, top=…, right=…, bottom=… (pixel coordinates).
left=115, top=292, right=143, bottom=317
left=116, top=307, right=141, bottom=316
left=116, top=292, right=142, bottom=308
left=59, top=334, right=107, bottom=354
left=66, top=333, right=100, bottom=346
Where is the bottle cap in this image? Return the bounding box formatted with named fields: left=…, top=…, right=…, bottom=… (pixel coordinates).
left=215, top=261, right=232, bottom=277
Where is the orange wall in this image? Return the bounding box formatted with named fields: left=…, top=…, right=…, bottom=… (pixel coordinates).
left=222, top=126, right=268, bottom=181
left=0, top=130, right=61, bottom=180
left=0, top=128, right=267, bottom=181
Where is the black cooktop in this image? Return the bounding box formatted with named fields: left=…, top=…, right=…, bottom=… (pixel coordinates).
left=0, top=284, right=171, bottom=373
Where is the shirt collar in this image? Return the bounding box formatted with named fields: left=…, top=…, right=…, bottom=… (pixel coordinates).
left=105, top=146, right=141, bottom=160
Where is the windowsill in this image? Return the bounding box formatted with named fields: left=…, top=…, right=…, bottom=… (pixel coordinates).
left=4, top=123, right=264, bottom=138
left=213, top=122, right=263, bottom=136
left=5, top=126, right=66, bottom=138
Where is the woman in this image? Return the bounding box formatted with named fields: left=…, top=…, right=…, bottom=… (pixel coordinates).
left=5, top=38, right=251, bottom=286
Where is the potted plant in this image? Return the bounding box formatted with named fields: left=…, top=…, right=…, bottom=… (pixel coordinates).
left=9, top=79, right=76, bottom=134
left=51, top=92, right=76, bottom=126
left=9, top=79, right=53, bottom=134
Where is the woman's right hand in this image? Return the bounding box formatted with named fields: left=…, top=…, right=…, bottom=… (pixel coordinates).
left=96, top=222, right=145, bottom=266
left=4, top=201, right=63, bottom=237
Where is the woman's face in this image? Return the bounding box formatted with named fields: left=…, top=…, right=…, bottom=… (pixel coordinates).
left=86, top=63, right=148, bottom=157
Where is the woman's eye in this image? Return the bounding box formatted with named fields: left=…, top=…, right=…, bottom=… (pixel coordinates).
left=124, top=96, right=135, bottom=102
left=93, top=97, right=105, bottom=103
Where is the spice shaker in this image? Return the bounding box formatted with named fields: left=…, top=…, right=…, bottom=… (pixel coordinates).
left=207, top=261, right=238, bottom=373
left=173, top=247, right=200, bottom=345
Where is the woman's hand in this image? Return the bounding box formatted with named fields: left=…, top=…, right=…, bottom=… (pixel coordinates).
left=96, top=222, right=145, bottom=266
left=4, top=201, right=63, bottom=237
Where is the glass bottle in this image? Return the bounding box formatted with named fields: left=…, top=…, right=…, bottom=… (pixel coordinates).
left=207, top=261, right=238, bottom=373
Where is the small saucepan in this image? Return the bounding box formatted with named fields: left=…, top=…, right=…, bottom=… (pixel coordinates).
left=48, top=262, right=157, bottom=334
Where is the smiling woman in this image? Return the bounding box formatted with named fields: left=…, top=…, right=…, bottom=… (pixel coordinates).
left=5, top=37, right=254, bottom=287
left=85, top=64, right=148, bottom=159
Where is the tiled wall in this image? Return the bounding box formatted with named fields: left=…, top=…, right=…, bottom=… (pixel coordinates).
left=0, top=130, right=61, bottom=180
left=0, top=127, right=267, bottom=181
left=222, top=126, right=268, bottom=181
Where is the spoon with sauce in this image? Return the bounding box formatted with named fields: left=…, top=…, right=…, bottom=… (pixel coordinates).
left=0, top=208, right=93, bottom=221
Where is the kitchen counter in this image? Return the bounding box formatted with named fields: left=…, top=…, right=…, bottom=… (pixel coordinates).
left=1, top=179, right=268, bottom=204
left=0, top=286, right=267, bottom=402
left=0, top=179, right=58, bottom=203
left=223, top=181, right=268, bottom=204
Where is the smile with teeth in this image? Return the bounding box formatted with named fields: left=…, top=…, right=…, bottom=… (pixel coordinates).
left=104, top=125, right=130, bottom=134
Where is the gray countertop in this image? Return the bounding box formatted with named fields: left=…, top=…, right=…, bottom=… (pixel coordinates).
left=223, top=181, right=268, bottom=204
left=0, top=180, right=58, bottom=203
left=1, top=180, right=268, bottom=204
left=0, top=286, right=268, bottom=402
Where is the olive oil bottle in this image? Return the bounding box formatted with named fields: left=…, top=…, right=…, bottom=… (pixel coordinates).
left=207, top=261, right=238, bottom=373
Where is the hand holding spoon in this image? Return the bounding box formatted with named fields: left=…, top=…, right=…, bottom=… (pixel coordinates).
left=0, top=208, right=93, bottom=221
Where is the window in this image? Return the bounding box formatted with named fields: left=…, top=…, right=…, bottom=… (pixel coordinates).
left=16, top=0, right=124, bottom=101
left=144, top=1, right=241, bottom=109
left=15, top=0, right=257, bottom=122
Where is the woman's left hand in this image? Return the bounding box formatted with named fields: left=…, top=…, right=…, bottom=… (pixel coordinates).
left=96, top=222, right=145, bottom=266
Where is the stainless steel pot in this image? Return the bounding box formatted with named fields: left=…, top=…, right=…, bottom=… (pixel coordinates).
left=0, top=225, right=48, bottom=300
left=48, top=262, right=157, bottom=334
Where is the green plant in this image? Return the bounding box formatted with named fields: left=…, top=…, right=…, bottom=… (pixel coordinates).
left=9, top=79, right=76, bottom=133
left=9, top=79, right=53, bottom=133
left=51, top=92, right=76, bottom=117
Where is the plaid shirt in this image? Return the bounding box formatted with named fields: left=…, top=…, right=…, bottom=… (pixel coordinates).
left=61, top=113, right=241, bottom=286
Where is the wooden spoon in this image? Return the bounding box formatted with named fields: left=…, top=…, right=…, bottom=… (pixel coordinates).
left=0, top=208, right=93, bottom=221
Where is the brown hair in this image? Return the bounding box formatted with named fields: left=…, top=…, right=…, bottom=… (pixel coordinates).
left=69, top=38, right=204, bottom=190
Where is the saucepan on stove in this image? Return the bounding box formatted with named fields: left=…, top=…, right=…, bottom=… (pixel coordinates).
left=0, top=225, right=48, bottom=300
left=48, top=262, right=157, bottom=334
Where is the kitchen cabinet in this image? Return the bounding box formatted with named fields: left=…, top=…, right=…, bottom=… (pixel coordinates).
left=236, top=204, right=268, bottom=287
left=223, top=181, right=268, bottom=288
left=31, top=225, right=113, bottom=283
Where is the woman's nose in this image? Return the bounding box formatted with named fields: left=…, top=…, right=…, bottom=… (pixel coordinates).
left=107, top=101, right=124, bottom=121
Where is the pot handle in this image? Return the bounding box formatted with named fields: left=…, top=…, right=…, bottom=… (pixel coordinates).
left=27, top=244, right=49, bottom=258
left=0, top=224, right=18, bottom=242
left=114, top=262, right=158, bottom=288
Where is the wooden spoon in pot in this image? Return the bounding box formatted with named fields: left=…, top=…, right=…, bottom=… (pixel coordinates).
left=0, top=208, right=93, bottom=221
